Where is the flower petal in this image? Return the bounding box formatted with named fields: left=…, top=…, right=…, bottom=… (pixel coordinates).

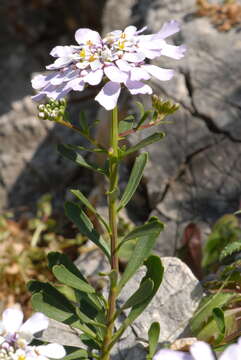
left=124, top=25, right=137, bottom=37
left=116, top=59, right=132, bottom=72
left=142, top=64, right=174, bottom=81
left=68, top=78, right=85, bottom=91
left=122, top=52, right=145, bottom=63
left=161, top=43, right=186, bottom=60
left=43, top=83, right=71, bottom=100
left=104, top=65, right=128, bottom=83
left=130, top=67, right=150, bottom=81
left=153, top=349, right=191, bottom=360
left=36, top=344, right=66, bottom=359
left=20, top=313, right=49, bottom=336
left=190, top=342, right=215, bottom=360
left=31, top=73, right=56, bottom=90
left=220, top=342, right=241, bottom=360
left=75, top=28, right=101, bottom=45
left=95, top=81, right=121, bottom=110
left=125, top=80, right=152, bottom=95
left=50, top=46, right=74, bottom=58
left=31, top=93, right=46, bottom=102
left=90, top=60, right=102, bottom=71
left=84, top=69, right=103, bottom=85
left=157, top=20, right=181, bottom=39
left=2, top=308, right=23, bottom=334
left=46, top=57, right=73, bottom=70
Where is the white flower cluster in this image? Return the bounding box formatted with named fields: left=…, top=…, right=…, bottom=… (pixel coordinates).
left=0, top=308, right=65, bottom=360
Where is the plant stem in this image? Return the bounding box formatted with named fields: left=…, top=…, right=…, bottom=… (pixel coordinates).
left=101, top=106, right=119, bottom=360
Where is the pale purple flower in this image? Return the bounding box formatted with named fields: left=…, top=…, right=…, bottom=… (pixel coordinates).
left=0, top=308, right=49, bottom=344
left=153, top=339, right=241, bottom=360
left=26, top=343, right=66, bottom=360
left=32, top=21, right=186, bottom=110
left=0, top=308, right=65, bottom=360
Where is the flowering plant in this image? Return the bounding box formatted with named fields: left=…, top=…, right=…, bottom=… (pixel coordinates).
left=30, top=22, right=185, bottom=360
left=0, top=307, right=65, bottom=360
left=32, top=21, right=185, bottom=110
left=154, top=338, right=241, bottom=360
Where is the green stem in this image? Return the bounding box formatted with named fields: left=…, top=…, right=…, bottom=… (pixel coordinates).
left=56, top=118, right=106, bottom=150
left=101, top=106, right=119, bottom=360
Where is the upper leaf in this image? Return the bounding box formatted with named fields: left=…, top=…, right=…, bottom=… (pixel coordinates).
left=58, top=144, right=107, bottom=175
left=118, top=152, right=148, bottom=212
left=65, top=201, right=110, bottom=260
left=124, top=133, right=165, bottom=157
left=117, top=218, right=164, bottom=292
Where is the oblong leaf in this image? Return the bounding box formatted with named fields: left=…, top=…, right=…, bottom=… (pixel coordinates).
left=118, top=152, right=148, bottom=211
left=63, top=349, right=89, bottom=360
left=65, top=201, right=110, bottom=260
left=28, top=281, right=79, bottom=324
left=58, top=144, right=107, bottom=175
left=122, top=278, right=154, bottom=309
left=117, top=218, right=164, bottom=292
left=124, top=132, right=165, bottom=157
left=71, top=189, right=109, bottom=232
left=148, top=322, right=161, bottom=359
left=117, top=219, right=165, bottom=252
left=53, top=264, right=95, bottom=293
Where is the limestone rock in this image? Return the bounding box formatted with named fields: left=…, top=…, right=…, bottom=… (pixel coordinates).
left=102, top=0, right=241, bottom=254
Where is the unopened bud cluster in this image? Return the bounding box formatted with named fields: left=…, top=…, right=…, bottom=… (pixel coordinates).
left=38, top=99, right=66, bottom=121
left=152, top=95, right=179, bottom=117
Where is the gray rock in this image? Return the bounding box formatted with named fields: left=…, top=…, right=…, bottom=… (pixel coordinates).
left=101, top=0, right=241, bottom=251
left=41, top=257, right=203, bottom=359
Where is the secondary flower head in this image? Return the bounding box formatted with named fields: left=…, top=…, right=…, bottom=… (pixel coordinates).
left=32, top=21, right=186, bottom=110
left=0, top=308, right=65, bottom=360
left=153, top=338, right=241, bottom=360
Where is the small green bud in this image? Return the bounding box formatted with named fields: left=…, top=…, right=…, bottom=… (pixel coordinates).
left=37, top=98, right=67, bottom=122
left=152, top=95, right=180, bottom=116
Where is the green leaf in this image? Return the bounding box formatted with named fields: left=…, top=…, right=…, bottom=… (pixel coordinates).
left=30, top=289, right=99, bottom=340
left=112, top=256, right=164, bottom=346
left=148, top=322, right=160, bottom=359
left=119, top=115, right=135, bottom=134
left=52, top=265, right=95, bottom=294
left=48, top=252, right=90, bottom=284
left=212, top=307, right=225, bottom=344
left=124, top=133, right=165, bottom=157
left=202, top=214, right=241, bottom=269
left=117, top=219, right=165, bottom=252
left=65, top=202, right=110, bottom=260
left=28, top=281, right=78, bottom=324
left=122, top=279, right=154, bottom=309
left=79, top=111, right=89, bottom=134
left=219, top=241, right=241, bottom=262
left=135, top=109, right=153, bottom=130
left=58, top=144, right=107, bottom=175
left=190, top=292, right=236, bottom=335
left=70, top=189, right=109, bottom=232
left=136, top=101, right=145, bottom=118
left=66, top=144, right=107, bottom=154
left=117, top=218, right=164, bottom=292
left=194, top=308, right=237, bottom=345
left=118, top=152, right=148, bottom=211
left=63, top=349, right=89, bottom=360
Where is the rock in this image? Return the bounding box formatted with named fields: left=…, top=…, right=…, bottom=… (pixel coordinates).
left=101, top=0, right=241, bottom=251
left=0, top=0, right=106, bottom=210
left=41, top=257, right=203, bottom=359
left=118, top=257, right=203, bottom=345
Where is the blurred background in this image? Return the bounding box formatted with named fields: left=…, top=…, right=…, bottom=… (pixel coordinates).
left=0, top=0, right=241, bottom=311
